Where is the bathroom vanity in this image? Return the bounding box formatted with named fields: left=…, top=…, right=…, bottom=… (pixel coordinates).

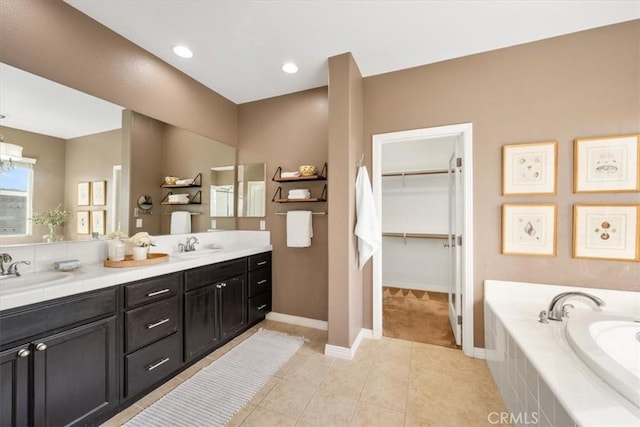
left=0, top=234, right=272, bottom=426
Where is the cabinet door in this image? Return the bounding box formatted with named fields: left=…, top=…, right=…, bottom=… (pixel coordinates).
left=218, top=275, right=247, bottom=342
left=0, top=345, right=29, bottom=427
left=32, top=316, right=117, bottom=427
left=184, top=285, right=219, bottom=363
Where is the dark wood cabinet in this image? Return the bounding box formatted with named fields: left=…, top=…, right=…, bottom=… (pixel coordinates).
left=0, top=288, right=118, bottom=427
left=184, top=284, right=219, bottom=361
left=218, top=275, right=247, bottom=342
left=247, top=252, right=272, bottom=325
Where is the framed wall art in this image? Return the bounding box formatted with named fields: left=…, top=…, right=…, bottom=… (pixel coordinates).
left=91, top=180, right=107, bottom=206
left=77, top=182, right=90, bottom=206
left=502, top=141, right=557, bottom=195
left=573, top=204, right=639, bottom=261
left=502, top=204, right=557, bottom=256
left=91, top=210, right=105, bottom=235
left=77, top=211, right=90, bottom=235
left=574, top=134, right=639, bottom=193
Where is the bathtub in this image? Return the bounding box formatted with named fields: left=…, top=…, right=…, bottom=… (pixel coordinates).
left=566, top=314, right=640, bottom=409
left=484, top=280, right=640, bottom=427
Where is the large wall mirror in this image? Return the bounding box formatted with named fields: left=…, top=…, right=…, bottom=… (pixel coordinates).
left=237, top=163, right=266, bottom=217
left=0, top=62, right=237, bottom=245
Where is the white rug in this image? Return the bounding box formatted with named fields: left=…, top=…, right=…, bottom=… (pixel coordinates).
left=125, top=328, right=304, bottom=427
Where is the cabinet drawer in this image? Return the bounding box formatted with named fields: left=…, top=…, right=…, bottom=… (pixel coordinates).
left=248, top=252, right=271, bottom=271
left=0, top=288, right=117, bottom=347
left=125, top=296, right=180, bottom=353
left=184, top=258, right=247, bottom=291
left=248, top=291, right=271, bottom=324
left=125, top=332, right=182, bottom=398
left=124, top=272, right=182, bottom=309
left=248, top=268, right=271, bottom=297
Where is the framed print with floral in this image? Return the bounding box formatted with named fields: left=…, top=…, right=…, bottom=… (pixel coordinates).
left=91, top=180, right=107, bottom=206
left=573, top=204, right=639, bottom=261
left=91, top=210, right=105, bottom=236
left=502, top=204, right=557, bottom=256
left=574, top=134, right=639, bottom=193
left=77, top=211, right=90, bottom=235
left=77, top=182, right=90, bottom=206
left=502, top=141, right=557, bottom=195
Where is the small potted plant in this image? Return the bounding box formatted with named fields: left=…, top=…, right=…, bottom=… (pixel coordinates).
left=129, top=231, right=155, bottom=260
left=31, top=204, right=70, bottom=243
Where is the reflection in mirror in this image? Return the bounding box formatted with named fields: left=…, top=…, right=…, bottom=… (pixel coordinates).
left=237, top=163, right=266, bottom=217
left=210, top=166, right=235, bottom=217
left=0, top=63, right=238, bottom=245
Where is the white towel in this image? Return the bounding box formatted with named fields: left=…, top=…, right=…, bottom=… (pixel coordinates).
left=281, top=171, right=300, bottom=178
left=355, top=166, right=381, bottom=269
left=170, top=211, right=191, bottom=234
left=287, top=211, right=313, bottom=247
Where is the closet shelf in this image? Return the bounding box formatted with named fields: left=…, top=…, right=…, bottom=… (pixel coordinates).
left=382, top=169, right=452, bottom=177
left=382, top=232, right=448, bottom=240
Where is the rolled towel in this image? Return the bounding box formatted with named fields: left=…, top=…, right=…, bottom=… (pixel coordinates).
left=288, top=194, right=311, bottom=200
left=175, top=179, right=194, bottom=185
left=281, top=171, right=300, bottom=178
left=288, top=189, right=311, bottom=196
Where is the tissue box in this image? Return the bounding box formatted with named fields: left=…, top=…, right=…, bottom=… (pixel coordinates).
left=54, top=259, right=81, bottom=271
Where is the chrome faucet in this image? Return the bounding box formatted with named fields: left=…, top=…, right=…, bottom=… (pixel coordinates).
left=6, top=261, right=30, bottom=277
left=184, top=236, right=199, bottom=252
left=0, top=253, right=31, bottom=277
left=539, top=291, right=606, bottom=323
left=0, top=253, right=12, bottom=275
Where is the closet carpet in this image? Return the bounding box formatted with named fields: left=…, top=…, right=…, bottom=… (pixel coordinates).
left=383, top=287, right=459, bottom=349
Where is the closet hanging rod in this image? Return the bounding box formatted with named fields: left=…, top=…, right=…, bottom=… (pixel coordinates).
left=382, top=169, right=451, bottom=177
left=164, top=212, right=200, bottom=215
left=276, top=211, right=327, bottom=215
left=382, top=232, right=448, bottom=240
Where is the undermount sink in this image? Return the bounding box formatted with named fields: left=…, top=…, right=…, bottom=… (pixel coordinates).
left=172, top=248, right=222, bottom=259
left=0, top=271, right=74, bottom=293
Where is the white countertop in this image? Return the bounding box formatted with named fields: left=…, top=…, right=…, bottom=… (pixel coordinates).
left=0, top=243, right=272, bottom=312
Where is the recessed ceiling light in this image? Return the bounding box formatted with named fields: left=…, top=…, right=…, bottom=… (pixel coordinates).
left=173, top=45, right=193, bottom=58
left=282, top=62, right=298, bottom=74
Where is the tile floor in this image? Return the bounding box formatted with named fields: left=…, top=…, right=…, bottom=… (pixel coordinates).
left=104, top=320, right=507, bottom=427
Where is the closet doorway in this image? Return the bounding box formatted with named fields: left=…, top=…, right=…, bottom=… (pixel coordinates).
left=372, top=123, right=474, bottom=356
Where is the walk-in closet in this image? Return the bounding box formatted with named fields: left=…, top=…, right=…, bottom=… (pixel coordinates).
left=380, top=135, right=461, bottom=348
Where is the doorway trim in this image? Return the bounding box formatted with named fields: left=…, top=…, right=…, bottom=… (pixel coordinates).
left=372, top=123, right=474, bottom=357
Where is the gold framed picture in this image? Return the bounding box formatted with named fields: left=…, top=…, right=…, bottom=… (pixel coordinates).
left=502, top=204, right=557, bottom=256
left=77, top=182, right=90, bottom=206
left=77, top=211, right=90, bottom=234
left=502, top=141, right=557, bottom=195
left=573, top=204, right=639, bottom=261
left=574, top=134, right=640, bottom=193
left=91, top=180, right=107, bottom=206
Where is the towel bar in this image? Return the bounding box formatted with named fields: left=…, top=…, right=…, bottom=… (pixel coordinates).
left=164, top=212, right=200, bottom=215
left=276, top=211, right=326, bottom=215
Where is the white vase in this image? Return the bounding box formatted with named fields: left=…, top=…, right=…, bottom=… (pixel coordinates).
left=132, top=246, right=148, bottom=261
left=108, top=240, right=126, bottom=261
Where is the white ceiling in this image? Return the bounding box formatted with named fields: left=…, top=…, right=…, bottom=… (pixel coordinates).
left=1, top=1, right=638, bottom=140
left=66, top=0, right=640, bottom=104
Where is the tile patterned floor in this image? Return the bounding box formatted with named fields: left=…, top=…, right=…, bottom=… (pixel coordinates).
left=103, top=320, right=507, bottom=427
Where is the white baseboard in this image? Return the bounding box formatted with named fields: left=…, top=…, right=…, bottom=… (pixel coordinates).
left=473, top=347, right=486, bottom=359
left=265, top=312, right=328, bottom=331
left=324, top=328, right=373, bottom=360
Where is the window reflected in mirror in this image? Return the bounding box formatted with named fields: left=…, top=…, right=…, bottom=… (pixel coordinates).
left=210, top=166, right=235, bottom=217
left=237, top=163, right=266, bottom=217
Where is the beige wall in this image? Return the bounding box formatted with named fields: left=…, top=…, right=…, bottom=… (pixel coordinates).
left=327, top=53, right=365, bottom=347
left=0, top=126, right=66, bottom=244
left=363, top=20, right=640, bottom=346
left=237, top=88, right=329, bottom=321
left=0, top=0, right=238, bottom=148
left=64, top=129, right=122, bottom=240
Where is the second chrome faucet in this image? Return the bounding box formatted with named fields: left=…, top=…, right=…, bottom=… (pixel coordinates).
left=539, top=291, right=606, bottom=323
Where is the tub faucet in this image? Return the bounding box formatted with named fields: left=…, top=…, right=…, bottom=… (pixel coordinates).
left=540, top=291, right=606, bottom=322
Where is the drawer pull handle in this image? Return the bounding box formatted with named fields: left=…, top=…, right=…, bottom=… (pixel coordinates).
left=257, top=261, right=267, bottom=266
left=35, top=343, right=47, bottom=352
left=216, top=284, right=223, bottom=289
left=147, top=289, right=170, bottom=297
left=257, top=280, right=267, bottom=285
left=257, top=304, right=267, bottom=310
left=147, top=357, right=170, bottom=371
left=17, top=349, right=30, bottom=358
left=147, top=318, right=170, bottom=329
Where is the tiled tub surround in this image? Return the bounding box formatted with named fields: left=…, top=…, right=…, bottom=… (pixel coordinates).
left=0, top=230, right=271, bottom=311
left=484, top=280, right=640, bottom=427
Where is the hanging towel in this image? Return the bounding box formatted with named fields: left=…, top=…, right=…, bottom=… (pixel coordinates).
left=286, top=211, right=313, bottom=247
left=170, top=211, right=191, bottom=234
left=355, top=165, right=381, bottom=269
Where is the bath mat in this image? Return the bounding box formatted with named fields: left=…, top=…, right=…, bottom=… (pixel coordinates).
left=125, top=328, right=304, bottom=427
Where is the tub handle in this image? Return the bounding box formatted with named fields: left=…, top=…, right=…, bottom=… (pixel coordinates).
left=538, top=310, right=548, bottom=324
